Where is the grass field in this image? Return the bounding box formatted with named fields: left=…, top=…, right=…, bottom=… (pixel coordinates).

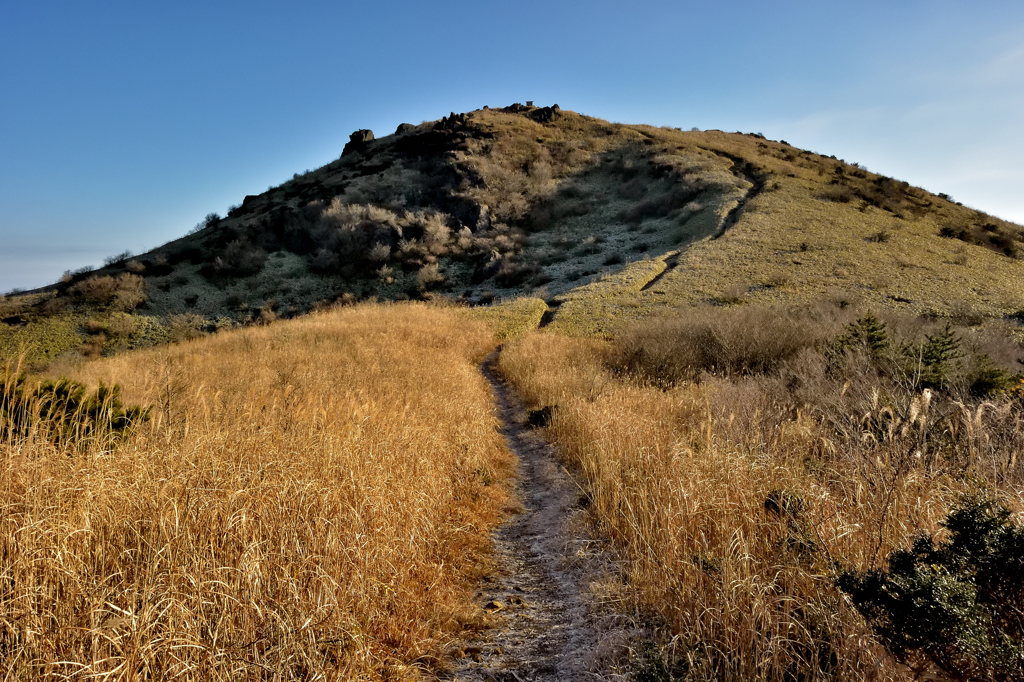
left=5, top=103, right=1024, bottom=680
left=498, top=308, right=1024, bottom=680
left=544, top=127, right=1024, bottom=337
left=0, top=303, right=514, bottom=680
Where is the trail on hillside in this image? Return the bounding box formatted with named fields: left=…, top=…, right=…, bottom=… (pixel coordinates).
left=638, top=252, right=681, bottom=293
left=711, top=150, right=766, bottom=238
left=638, top=152, right=766, bottom=294
left=537, top=301, right=561, bottom=329
left=445, top=350, right=630, bottom=682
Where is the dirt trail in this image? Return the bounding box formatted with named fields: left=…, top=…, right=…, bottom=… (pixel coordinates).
left=537, top=301, right=561, bottom=329
left=445, top=350, right=628, bottom=682
left=711, top=150, right=766, bottom=238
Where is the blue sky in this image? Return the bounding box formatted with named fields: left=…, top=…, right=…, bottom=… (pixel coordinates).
left=2, top=0, right=1022, bottom=292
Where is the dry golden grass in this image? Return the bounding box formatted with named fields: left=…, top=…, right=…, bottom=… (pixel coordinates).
left=499, top=330, right=1024, bottom=680
left=0, top=303, right=513, bottom=680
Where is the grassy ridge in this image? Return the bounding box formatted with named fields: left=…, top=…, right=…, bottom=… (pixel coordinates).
left=0, top=304, right=513, bottom=680
left=547, top=127, right=1024, bottom=336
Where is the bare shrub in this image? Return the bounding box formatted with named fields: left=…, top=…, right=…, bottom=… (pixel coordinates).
left=612, top=306, right=831, bottom=385
left=368, top=242, right=391, bottom=262
left=71, top=274, right=146, bottom=311
left=455, top=226, right=473, bottom=251
left=310, top=247, right=340, bottom=272
left=111, top=273, right=146, bottom=311
left=202, top=240, right=267, bottom=278
left=166, top=313, right=207, bottom=342
left=104, top=250, right=132, bottom=266
left=716, top=282, right=747, bottom=304
left=494, top=260, right=539, bottom=288
left=421, top=213, right=452, bottom=255
left=416, top=263, right=444, bottom=290
left=257, top=302, right=278, bottom=325
left=187, top=212, right=220, bottom=235
left=125, top=259, right=146, bottom=274
left=71, top=275, right=119, bottom=304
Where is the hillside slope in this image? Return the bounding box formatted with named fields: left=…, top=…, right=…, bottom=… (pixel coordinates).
left=4, top=103, right=1024, bottom=360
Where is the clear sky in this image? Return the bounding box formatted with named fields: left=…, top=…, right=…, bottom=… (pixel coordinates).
left=2, top=0, right=1022, bottom=292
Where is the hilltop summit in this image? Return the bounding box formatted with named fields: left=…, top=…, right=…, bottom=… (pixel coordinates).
left=5, top=103, right=1024, bottom=354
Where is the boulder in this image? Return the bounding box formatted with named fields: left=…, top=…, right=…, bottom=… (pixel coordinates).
left=530, top=105, right=561, bottom=123
left=395, top=123, right=415, bottom=135
left=351, top=129, right=374, bottom=144
left=433, top=112, right=469, bottom=132
left=342, top=129, right=375, bottom=156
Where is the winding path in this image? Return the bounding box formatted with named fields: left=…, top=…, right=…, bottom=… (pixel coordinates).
left=711, top=150, right=767, bottom=238
left=445, top=350, right=627, bottom=681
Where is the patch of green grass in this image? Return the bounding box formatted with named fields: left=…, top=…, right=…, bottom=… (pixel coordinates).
left=0, top=315, right=86, bottom=368
left=467, top=297, right=548, bottom=340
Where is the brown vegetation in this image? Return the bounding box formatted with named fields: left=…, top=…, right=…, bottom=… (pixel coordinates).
left=70, top=273, right=146, bottom=311
left=0, top=304, right=513, bottom=680
left=499, top=304, right=1024, bottom=680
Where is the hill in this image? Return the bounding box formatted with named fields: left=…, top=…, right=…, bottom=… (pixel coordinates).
left=4, top=103, right=1024, bottom=361
left=4, top=105, right=1024, bottom=680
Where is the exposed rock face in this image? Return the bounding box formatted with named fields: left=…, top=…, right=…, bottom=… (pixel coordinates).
left=342, top=129, right=375, bottom=156
left=530, top=104, right=561, bottom=123
left=395, top=123, right=415, bottom=135
left=504, top=102, right=561, bottom=122
left=434, top=112, right=469, bottom=132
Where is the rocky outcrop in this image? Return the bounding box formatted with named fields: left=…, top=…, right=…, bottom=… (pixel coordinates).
left=342, top=129, right=375, bottom=156
left=434, top=112, right=470, bottom=132
left=395, top=123, right=415, bottom=135
left=530, top=104, right=561, bottom=123
left=503, top=102, right=562, bottom=122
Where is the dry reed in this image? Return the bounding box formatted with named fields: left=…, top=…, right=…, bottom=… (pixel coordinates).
left=499, top=332, right=1024, bottom=681
left=0, top=303, right=513, bottom=680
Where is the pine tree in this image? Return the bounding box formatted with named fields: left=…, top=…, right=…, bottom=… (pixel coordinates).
left=837, top=313, right=889, bottom=357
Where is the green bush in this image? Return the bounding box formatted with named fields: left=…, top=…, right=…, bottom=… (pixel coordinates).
left=835, top=313, right=888, bottom=357
left=1, top=369, right=149, bottom=447
left=838, top=495, right=1024, bottom=681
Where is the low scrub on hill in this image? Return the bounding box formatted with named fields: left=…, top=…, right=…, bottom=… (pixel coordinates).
left=499, top=303, right=1024, bottom=681
left=0, top=303, right=514, bottom=680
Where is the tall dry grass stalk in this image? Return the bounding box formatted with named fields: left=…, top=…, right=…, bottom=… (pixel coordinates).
left=0, top=303, right=513, bottom=680
left=499, top=332, right=1024, bottom=681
